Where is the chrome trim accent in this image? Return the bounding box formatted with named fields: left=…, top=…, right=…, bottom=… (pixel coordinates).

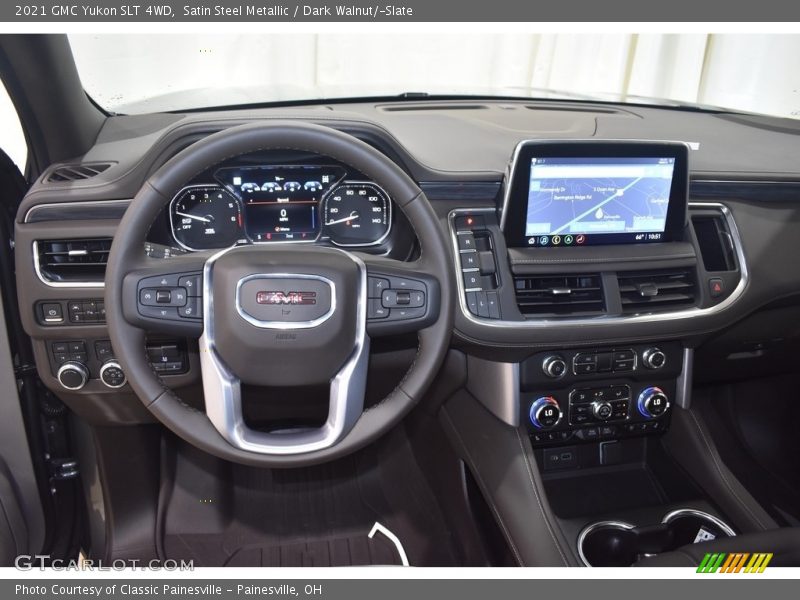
left=23, top=198, right=132, bottom=223
left=465, top=356, right=520, bottom=427
left=199, top=246, right=369, bottom=455
left=33, top=241, right=105, bottom=289
left=662, top=508, right=736, bottom=537
left=99, top=361, right=127, bottom=389
left=57, top=361, right=89, bottom=391
left=234, top=273, right=336, bottom=330
left=676, top=348, right=694, bottom=410
left=577, top=520, right=636, bottom=567
left=323, top=180, right=393, bottom=248
left=499, top=138, right=693, bottom=231
left=448, top=201, right=748, bottom=328
left=642, top=347, right=667, bottom=369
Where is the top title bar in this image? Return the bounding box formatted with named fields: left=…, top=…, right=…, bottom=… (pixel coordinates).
left=3, top=0, right=800, bottom=22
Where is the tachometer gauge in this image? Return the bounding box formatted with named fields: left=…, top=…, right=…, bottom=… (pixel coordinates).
left=323, top=182, right=391, bottom=246
left=170, top=185, right=245, bottom=250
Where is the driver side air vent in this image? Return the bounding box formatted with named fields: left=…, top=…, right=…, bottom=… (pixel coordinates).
left=514, top=274, right=604, bottom=317
left=617, top=268, right=697, bottom=314
left=35, top=238, right=112, bottom=284
left=45, top=162, right=113, bottom=183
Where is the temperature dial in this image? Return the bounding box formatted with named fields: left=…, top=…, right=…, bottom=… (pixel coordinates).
left=529, top=396, right=562, bottom=430
left=637, top=386, right=670, bottom=419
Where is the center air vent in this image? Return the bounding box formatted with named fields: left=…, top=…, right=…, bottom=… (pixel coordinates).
left=617, top=269, right=697, bottom=314
left=514, top=274, right=604, bottom=317
left=35, top=238, right=112, bottom=284
left=45, top=162, right=113, bottom=183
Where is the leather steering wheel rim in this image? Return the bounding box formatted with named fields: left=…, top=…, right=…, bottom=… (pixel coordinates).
left=105, top=121, right=454, bottom=467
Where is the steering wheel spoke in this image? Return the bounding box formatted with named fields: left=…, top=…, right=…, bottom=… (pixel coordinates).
left=359, top=254, right=441, bottom=337
left=120, top=252, right=212, bottom=337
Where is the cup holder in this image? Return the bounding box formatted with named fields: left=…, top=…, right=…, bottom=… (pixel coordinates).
left=578, top=510, right=735, bottom=567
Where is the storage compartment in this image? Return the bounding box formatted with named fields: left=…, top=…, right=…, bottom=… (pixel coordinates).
left=577, top=509, right=735, bottom=566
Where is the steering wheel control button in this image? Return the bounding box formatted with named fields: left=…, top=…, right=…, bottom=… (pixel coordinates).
left=368, top=277, right=390, bottom=298
left=368, top=299, right=389, bottom=319
left=637, top=386, right=670, bottom=419
left=57, top=361, right=89, bottom=391
left=642, top=347, right=667, bottom=369
left=178, top=274, right=202, bottom=295
left=529, top=396, right=562, bottom=429
left=99, top=361, right=126, bottom=388
left=179, top=297, right=202, bottom=319
left=542, top=355, right=567, bottom=379
left=139, top=305, right=179, bottom=320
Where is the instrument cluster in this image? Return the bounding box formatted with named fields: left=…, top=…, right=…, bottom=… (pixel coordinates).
left=166, top=163, right=392, bottom=251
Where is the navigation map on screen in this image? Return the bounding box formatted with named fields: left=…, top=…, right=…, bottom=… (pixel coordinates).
left=524, top=156, right=675, bottom=245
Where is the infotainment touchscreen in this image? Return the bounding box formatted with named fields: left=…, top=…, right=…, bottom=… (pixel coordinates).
left=503, top=142, right=688, bottom=247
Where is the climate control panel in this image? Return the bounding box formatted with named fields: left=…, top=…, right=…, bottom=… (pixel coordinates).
left=521, top=342, right=682, bottom=446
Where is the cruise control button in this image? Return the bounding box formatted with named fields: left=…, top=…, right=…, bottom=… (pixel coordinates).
left=179, top=274, right=203, bottom=296
left=140, top=289, right=158, bottom=306
left=178, top=297, right=202, bottom=319
left=368, top=299, right=389, bottom=319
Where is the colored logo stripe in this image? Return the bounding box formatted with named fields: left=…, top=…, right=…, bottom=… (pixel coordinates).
left=697, top=552, right=773, bottom=573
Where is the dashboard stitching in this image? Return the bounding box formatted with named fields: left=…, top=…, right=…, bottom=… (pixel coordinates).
left=515, top=427, right=571, bottom=566
left=686, top=408, right=768, bottom=530
left=439, top=406, right=524, bottom=566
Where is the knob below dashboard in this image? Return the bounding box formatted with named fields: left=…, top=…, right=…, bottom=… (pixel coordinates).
left=100, top=361, right=127, bottom=389
left=57, top=361, right=89, bottom=391
left=642, top=348, right=666, bottom=369
left=542, top=355, right=567, bottom=379
left=529, top=396, right=562, bottom=429
left=637, top=386, right=669, bottom=419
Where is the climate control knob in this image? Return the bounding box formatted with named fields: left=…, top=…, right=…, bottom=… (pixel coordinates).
left=542, top=355, right=567, bottom=379
left=642, top=348, right=666, bottom=369
left=637, top=386, right=670, bottom=419
left=100, top=361, right=127, bottom=389
left=592, top=401, right=614, bottom=421
left=529, top=396, right=562, bottom=429
left=57, top=361, right=89, bottom=391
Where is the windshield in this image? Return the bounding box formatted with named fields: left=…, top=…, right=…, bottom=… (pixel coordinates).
left=69, top=33, right=800, bottom=120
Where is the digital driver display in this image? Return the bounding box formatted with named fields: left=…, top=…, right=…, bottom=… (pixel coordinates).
left=215, top=165, right=345, bottom=241
left=523, top=157, right=675, bottom=246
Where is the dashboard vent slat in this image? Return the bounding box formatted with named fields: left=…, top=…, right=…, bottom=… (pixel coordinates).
left=617, top=269, right=697, bottom=314
left=513, top=274, right=605, bottom=317
left=36, top=238, right=112, bottom=283
left=46, top=162, right=113, bottom=183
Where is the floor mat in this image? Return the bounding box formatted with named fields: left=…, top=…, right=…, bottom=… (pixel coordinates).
left=159, top=430, right=460, bottom=566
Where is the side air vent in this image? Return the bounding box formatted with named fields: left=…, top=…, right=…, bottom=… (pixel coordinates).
left=35, top=238, right=112, bottom=284
left=45, top=162, right=113, bottom=183
left=691, top=212, right=736, bottom=272
left=617, top=269, right=697, bottom=314
left=514, top=274, right=605, bottom=317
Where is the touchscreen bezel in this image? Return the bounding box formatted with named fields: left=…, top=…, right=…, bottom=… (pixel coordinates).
left=501, top=140, right=689, bottom=247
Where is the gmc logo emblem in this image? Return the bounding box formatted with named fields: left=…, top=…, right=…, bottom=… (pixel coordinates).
left=256, top=291, right=317, bottom=306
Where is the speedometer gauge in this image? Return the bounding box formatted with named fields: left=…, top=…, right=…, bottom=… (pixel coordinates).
left=170, top=185, right=244, bottom=250
left=323, top=182, right=391, bottom=246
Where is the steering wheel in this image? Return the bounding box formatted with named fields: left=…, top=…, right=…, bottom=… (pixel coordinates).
left=105, top=122, right=454, bottom=467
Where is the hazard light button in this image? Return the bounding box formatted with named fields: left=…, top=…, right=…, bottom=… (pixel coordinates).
left=708, top=277, right=725, bottom=298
